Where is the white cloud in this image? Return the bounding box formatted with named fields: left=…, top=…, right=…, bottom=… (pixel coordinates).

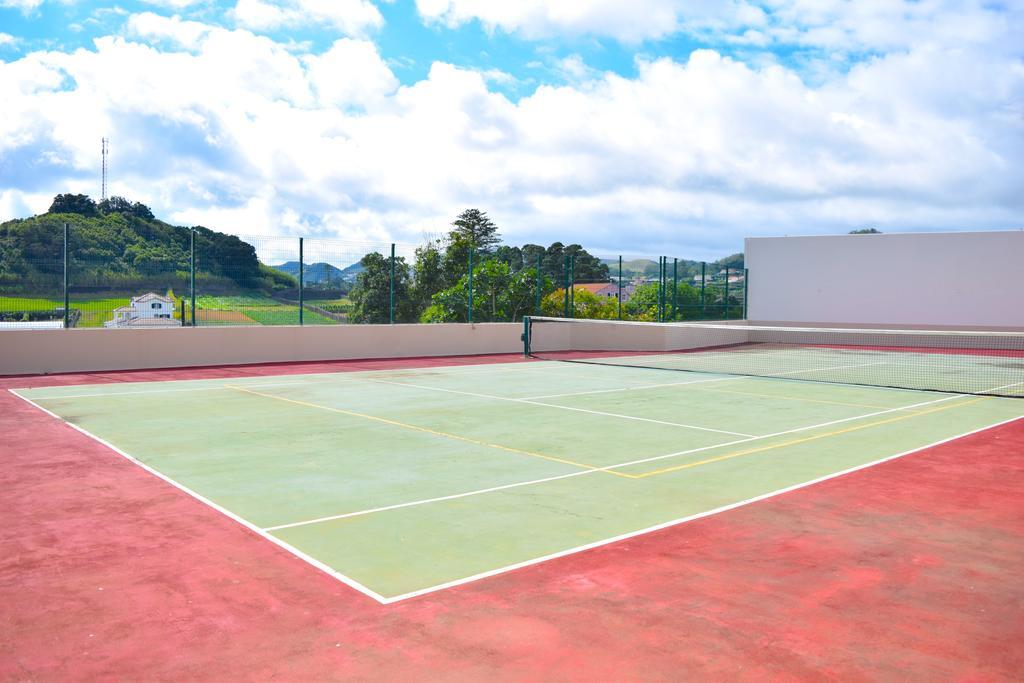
left=416, top=0, right=1023, bottom=54
left=416, top=0, right=689, bottom=43
left=0, top=32, right=18, bottom=46
left=231, top=0, right=384, bottom=36
left=139, top=0, right=208, bottom=8
left=304, top=38, right=399, bottom=108
left=1, top=12, right=1021, bottom=256
left=0, top=0, right=45, bottom=11
left=126, top=12, right=214, bottom=50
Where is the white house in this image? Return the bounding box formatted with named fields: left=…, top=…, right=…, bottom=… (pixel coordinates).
left=105, top=293, right=178, bottom=328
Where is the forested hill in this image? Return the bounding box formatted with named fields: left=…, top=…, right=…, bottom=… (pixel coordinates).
left=0, top=194, right=294, bottom=293
left=601, top=253, right=745, bottom=279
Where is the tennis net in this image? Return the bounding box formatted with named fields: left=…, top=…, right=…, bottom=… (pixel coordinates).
left=524, top=317, right=1024, bottom=397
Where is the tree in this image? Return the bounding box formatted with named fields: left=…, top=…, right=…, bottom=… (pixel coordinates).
left=348, top=252, right=415, bottom=323
left=521, top=243, right=546, bottom=272
left=450, top=209, right=501, bottom=253
left=98, top=196, right=155, bottom=220
left=564, top=244, right=609, bottom=282
left=539, top=242, right=609, bottom=285
left=673, top=282, right=702, bottom=319
left=623, top=283, right=659, bottom=321
left=438, top=209, right=502, bottom=288
left=421, top=259, right=541, bottom=323
left=48, top=194, right=98, bottom=216
left=493, top=245, right=524, bottom=272
left=542, top=242, right=567, bottom=284
left=540, top=288, right=618, bottom=320
left=440, top=237, right=472, bottom=288
left=98, top=196, right=133, bottom=214
left=849, top=228, right=882, bottom=234
left=411, top=242, right=444, bottom=313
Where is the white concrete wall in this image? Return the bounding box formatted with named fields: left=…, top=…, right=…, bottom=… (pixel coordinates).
left=0, top=323, right=526, bottom=376
left=745, top=231, right=1024, bottom=328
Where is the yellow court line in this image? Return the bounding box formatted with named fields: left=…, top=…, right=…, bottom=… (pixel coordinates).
left=628, top=396, right=986, bottom=478
left=224, top=385, right=636, bottom=479
left=686, top=384, right=914, bottom=411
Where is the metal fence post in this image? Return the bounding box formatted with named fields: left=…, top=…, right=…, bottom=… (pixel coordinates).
left=190, top=228, right=196, bottom=326
left=569, top=254, right=575, bottom=318
left=63, top=222, right=69, bottom=329
left=700, top=261, right=706, bottom=319
left=617, top=255, right=623, bottom=320
left=468, top=249, right=474, bottom=323
left=535, top=253, right=542, bottom=313
left=389, top=243, right=395, bottom=324
left=743, top=267, right=749, bottom=319
left=658, top=256, right=665, bottom=322
left=523, top=316, right=531, bottom=357
left=672, top=257, right=678, bottom=321
left=565, top=253, right=573, bottom=317
left=298, top=237, right=304, bottom=326
left=724, top=266, right=730, bottom=319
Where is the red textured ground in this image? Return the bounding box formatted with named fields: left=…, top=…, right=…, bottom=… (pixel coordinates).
left=2, top=355, right=1023, bottom=680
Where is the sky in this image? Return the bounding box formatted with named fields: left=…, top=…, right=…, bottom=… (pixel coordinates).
left=0, top=1, right=1022, bottom=260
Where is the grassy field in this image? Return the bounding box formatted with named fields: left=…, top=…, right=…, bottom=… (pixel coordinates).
left=194, top=294, right=337, bottom=326
left=2, top=293, right=339, bottom=327
left=1, top=296, right=134, bottom=327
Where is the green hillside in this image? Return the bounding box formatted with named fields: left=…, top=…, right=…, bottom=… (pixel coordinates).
left=601, top=253, right=744, bottom=279
left=0, top=194, right=296, bottom=296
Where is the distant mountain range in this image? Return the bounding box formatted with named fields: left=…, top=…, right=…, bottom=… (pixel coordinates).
left=272, top=261, right=364, bottom=284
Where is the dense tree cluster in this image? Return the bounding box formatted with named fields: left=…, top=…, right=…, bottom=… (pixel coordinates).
left=349, top=209, right=612, bottom=323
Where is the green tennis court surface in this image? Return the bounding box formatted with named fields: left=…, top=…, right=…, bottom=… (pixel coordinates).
left=15, top=360, right=1024, bottom=602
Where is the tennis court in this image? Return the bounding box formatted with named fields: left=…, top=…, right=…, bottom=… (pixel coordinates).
left=14, top=322, right=1024, bottom=602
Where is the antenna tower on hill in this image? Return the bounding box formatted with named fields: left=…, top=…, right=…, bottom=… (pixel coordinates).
left=101, top=137, right=109, bottom=201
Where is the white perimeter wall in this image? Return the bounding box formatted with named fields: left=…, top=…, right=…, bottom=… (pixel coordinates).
left=0, top=323, right=529, bottom=376
left=746, top=231, right=1024, bottom=328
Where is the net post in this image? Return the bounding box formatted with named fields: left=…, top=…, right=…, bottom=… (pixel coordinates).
left=743, top=267, right=749, bottom=319
left=522, top=316, right=531, bottom=357
left=724, top=266, right=730, bottom=319
left=389, top=242, right=395, bottom=324
left=62, top=222, right=69, bottom=329
left=700, top=261, right=706, bottom=319
left=535, top=253, right=542, bottom=313
left=299, top=237, right=305, bottom=326
left=190, top=228, right=196, bottom=326
left=617, top=255, right=622, bottom=320
left=468, top=248, right=474, bottom=323
left=179, top=298, right=185, bottom=326
left=672, top=257, right=678, bottom=321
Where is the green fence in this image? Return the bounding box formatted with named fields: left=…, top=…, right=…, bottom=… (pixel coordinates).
left=0, top=223, right=745, bottom=328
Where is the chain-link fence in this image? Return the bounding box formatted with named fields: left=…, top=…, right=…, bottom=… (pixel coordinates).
left=0, top=222, right=746, bottom=329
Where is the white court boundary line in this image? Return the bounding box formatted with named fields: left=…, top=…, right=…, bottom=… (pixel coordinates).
left=382, top=411, right=1024, bottom=603
left=8, top=388, right=390, bottom=605
left=13, top=358, right=705, bottom=401
left=11, top=381, right=1023, bottom=604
